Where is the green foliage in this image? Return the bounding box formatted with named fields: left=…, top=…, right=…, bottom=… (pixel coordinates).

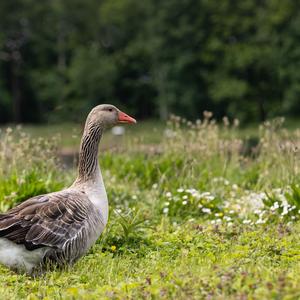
left=0, top=170, right=63, bottom=212
left=286, top=184, right=300, bottom=208
left=0, top=128, right=67, bottom=210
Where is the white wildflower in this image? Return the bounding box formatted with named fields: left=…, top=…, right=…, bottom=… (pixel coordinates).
left=282, top=205, right=289, bottom=216
left=232, top=184, right=238, bottom=190
left=186, top=188, right=197, bottom=194
left=256, top=219, right=266, bottom=224
left=200, top=192, right=210, bottom=198
left=270, top=202, right=279, bottom=211
left=152, top=183, right=158, bottom=189
left=243, top=219, right=251, bottom=224
left=202, top=208, right=211, bottom=214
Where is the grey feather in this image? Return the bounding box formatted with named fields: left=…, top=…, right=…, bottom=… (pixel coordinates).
left=0, top=189, right=105, bottom=265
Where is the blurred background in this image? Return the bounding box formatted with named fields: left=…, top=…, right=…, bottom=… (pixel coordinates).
left=0, top=0, right=299, bottom=126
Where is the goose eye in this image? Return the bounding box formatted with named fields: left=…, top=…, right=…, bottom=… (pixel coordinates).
left=108, top=108, right=113, bottom=112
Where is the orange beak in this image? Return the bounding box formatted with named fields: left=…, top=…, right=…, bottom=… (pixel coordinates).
left=118, top=111, right=137, bottom=124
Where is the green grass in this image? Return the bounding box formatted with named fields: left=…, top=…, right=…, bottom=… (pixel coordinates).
left=1, top=223, right=300, bottom=299
left=0, top=117, right=300, bottom=299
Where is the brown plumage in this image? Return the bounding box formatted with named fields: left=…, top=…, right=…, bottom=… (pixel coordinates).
left=0, top=191, right=103, bottom=255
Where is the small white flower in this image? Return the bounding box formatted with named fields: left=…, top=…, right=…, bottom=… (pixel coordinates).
left=166, top=192, right=172, bottom=198
left=232, top=184, right=238, bottom=190
left=152, top=183, right=158, bottom=189
left=164, top=202, right=170, bottom=206
left=182, top=200, right=188, bottom=205
left=259, top=210, right=266, bottom=217
left=163, top=207, right=169, bottom=214
left=177, top=188, right=184, bottom=193
left=243, top=219, right=251, bottom=224
left=227, top=222, right=233, bottom=227
left=200, top=192, right=210, bottom=198
left=256, top=219, right=266, bottom=224
left=182, top=195, right=188, bottom=200
left=282, top=206, right=289, bottom=216
left=202, top=208, right=211, bottom=214
left=186, top=188, right=197, bottom=194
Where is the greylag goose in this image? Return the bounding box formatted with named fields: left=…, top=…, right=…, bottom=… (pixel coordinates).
left=0, top=104, right=136, bottom=274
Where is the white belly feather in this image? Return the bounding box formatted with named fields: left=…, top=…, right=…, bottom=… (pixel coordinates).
left=0, top=238, right=48, bottom=273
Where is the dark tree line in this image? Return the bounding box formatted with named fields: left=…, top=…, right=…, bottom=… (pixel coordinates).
left=0, top=0, right=299, bottom=123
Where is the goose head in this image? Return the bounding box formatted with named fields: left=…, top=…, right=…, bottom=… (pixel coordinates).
left=87, top=104, right=136, bottom=129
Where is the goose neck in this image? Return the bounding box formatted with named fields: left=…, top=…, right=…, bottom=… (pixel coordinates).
left=76, top=124, right=103, bottom=182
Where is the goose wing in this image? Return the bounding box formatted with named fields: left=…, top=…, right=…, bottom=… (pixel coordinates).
left=0, top=190, right=103, bottom=251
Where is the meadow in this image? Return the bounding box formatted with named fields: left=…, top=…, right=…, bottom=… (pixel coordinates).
left=0, top=114, right=300, bottom=299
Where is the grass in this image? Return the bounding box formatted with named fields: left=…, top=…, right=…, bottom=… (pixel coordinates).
left=0, top=115, right=300, bottom=299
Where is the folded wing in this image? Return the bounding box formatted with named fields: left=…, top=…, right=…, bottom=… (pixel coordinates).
left=0, top=190, right=103, bottom=256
